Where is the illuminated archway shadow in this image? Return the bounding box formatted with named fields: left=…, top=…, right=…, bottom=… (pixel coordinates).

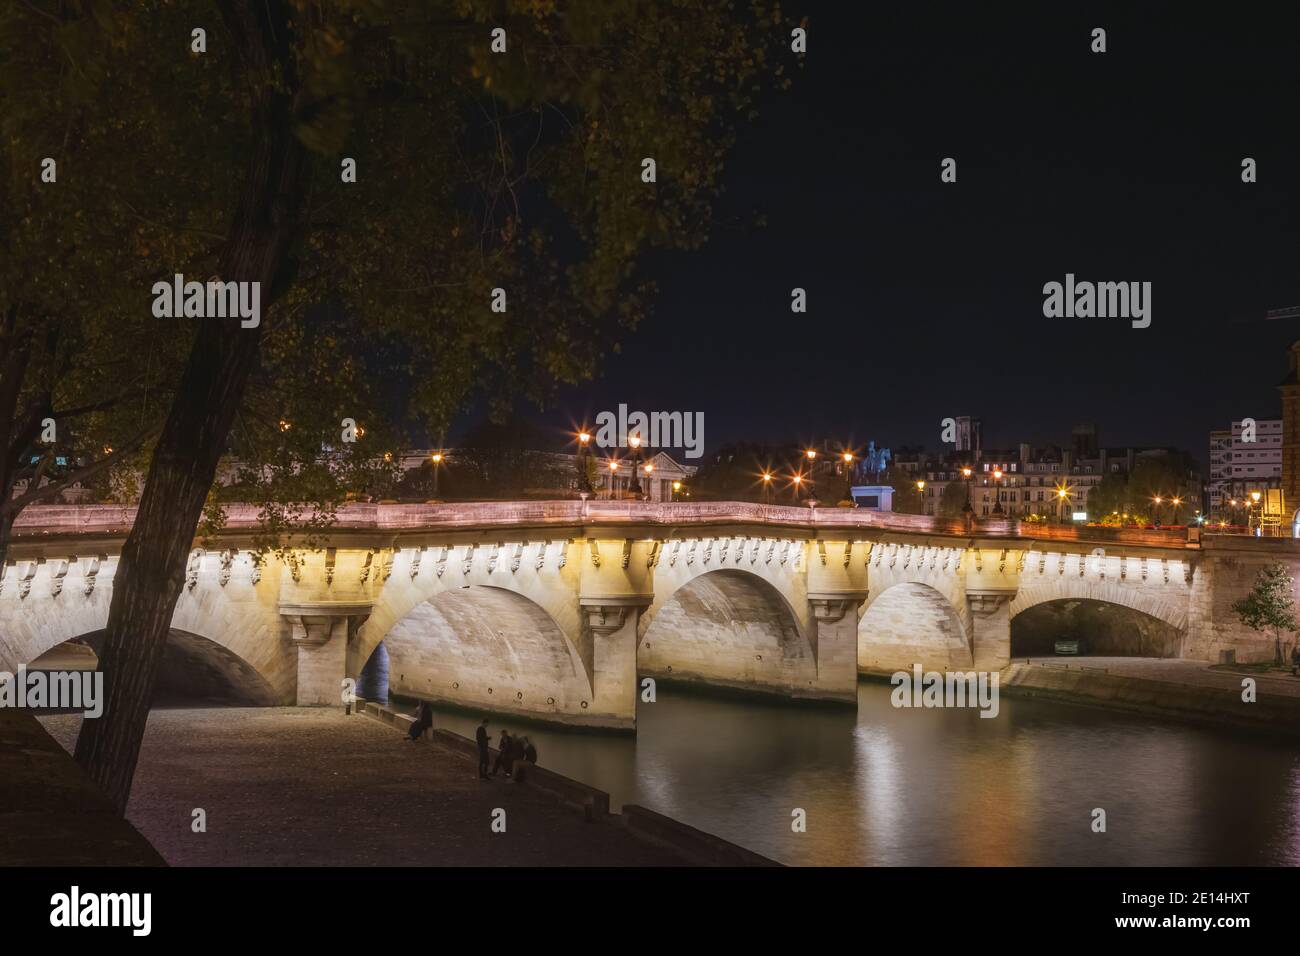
left=25, top=628, right=280, bottom=706
left=382, top=585, right=594, bottom=722
left=1010, top=598, right=1183, bottom=658
left=857, top=582, right=970, bottom=674
left=639, top=568, right=815, bottom=697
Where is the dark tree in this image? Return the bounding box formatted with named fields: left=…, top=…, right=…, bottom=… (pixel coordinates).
left=14, top=0, right=793, bottom=810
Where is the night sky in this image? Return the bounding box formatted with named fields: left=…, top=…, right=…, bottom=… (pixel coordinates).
left=527, top=4, right=1300, bottom=466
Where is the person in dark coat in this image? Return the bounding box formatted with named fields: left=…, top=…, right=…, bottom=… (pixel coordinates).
left=512, top=735, right=538, bottom=783
left=506, top=734, right=526, bottom=780
left=492, top=730, right=514, bottom=776
left=407, top=701, right=433, bottom=741
left=475, top=719, right=491, bottom=779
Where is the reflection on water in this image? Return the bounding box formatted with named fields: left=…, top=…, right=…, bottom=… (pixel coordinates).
left=420, top=682, right=1300, bottom=866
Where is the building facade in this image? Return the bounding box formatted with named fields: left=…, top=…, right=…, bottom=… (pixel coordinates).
left=916, top=425, right=1200, bottom=523
left=1206, top=419, right=1282, bottom=517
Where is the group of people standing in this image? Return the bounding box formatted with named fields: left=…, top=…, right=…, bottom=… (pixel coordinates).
left=406, top=703, right=540, bottom=780
left=476, top=719, right=537, bottom=780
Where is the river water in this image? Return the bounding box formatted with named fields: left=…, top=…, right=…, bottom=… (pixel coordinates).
left=418, top=681, right=1300, bottom=866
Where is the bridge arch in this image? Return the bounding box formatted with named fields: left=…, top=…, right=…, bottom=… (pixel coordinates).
left=639, top=567, right=815, bottom=696
left=1010, top=579, right=1187, bottom=633
left=23, top=628, right=281, bottom=706
left=0, top=575, right=291, bottom=704
left=857, top=582, right=970, bottom=673
left=1010, top=585, right=1187, bottom=658
left=378, top=585, right=595, bottom=723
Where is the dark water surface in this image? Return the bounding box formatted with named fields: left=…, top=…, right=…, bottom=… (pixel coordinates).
left=420, top=682, right=1300, bottom=866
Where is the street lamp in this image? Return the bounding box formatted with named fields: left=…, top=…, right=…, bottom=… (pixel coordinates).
left=607, top=459, right=620, bottom=499
left=430, top=451, right=444, bottom=497
left=992, top=468, right=1004, bottom=516
left=791, top=473, right=803, bottom=503
left=1152, top=495, right=1163, bottom=526
left=761, top=471, right=773, bottom=504
left=1171, top=496, right=1183, bottom=525
left=628, top=434, right=643, bottom=497
left=671, top=479, right=682, bottom=501
left=575, top=430, right=595, bottom=496
left=915, top=479, right=927, bottom=516
left=961, top=466, right=973, bottom=516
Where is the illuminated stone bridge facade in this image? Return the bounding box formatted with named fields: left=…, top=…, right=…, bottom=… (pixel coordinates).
left=0, top=501, right=1287, bottom=730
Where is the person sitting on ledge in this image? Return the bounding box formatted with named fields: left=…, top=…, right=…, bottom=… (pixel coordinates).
left=407, top=701, right=433, bottom=741
left=492, top=729, right=514, bottom=777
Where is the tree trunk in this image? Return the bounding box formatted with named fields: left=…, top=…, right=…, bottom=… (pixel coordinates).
left=73, top=0, right=305, bottom=814
left=0, top=510, right=13, bottom=581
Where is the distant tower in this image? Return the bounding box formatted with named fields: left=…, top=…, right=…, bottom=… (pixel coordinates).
left=954, top=416, right=982, bottom=454
left=1072, top=423, right=1099, bottom=459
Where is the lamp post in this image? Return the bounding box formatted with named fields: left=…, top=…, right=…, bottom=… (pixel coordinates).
left=791, top=473, right=803, bottom=504
left=1057, top=486, right=1069, bottom=522
left=915, top=479, right=926, bottom=516
left=961, top=466, right=973, bottom=517
left=761, top=471, right=773, bottom=504
left=642, top=462, right=654, bottom=501
left=576, top=431, right=593, bottom=496
left=1250, top=490, right=1262, bottom=535
left=804, top=449, right=818, bottom=499
left=431, top=452, right=444, bottom=498
left=607, top=459, right=620, bottom=499
left=671, top=479, right=681, bottom=502
left=628, top=434, right=643, bottom=497
left=991, top=468, right=1004, bottom=516
left=1171, top=496, right=1183, bottom=525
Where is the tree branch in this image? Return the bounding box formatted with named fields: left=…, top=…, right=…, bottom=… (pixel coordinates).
left=0, top=424, right=160, bottom=516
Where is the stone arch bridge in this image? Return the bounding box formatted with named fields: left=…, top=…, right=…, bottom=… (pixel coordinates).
left=0, top=501, right=1285, bottom=730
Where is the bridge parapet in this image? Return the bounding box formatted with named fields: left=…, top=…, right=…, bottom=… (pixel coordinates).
left=12, top=501, right=1219, bottom=551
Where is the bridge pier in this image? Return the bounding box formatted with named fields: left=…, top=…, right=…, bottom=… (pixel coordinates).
left=580, top=598, right=647, bottom=730
left=808, top=593, right=868, bottom=702
left=578, top=537, right=657, bottom=730
left=968, top=592, right=1012, bottom=671
left=283, top=604, right=372, bottom=707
